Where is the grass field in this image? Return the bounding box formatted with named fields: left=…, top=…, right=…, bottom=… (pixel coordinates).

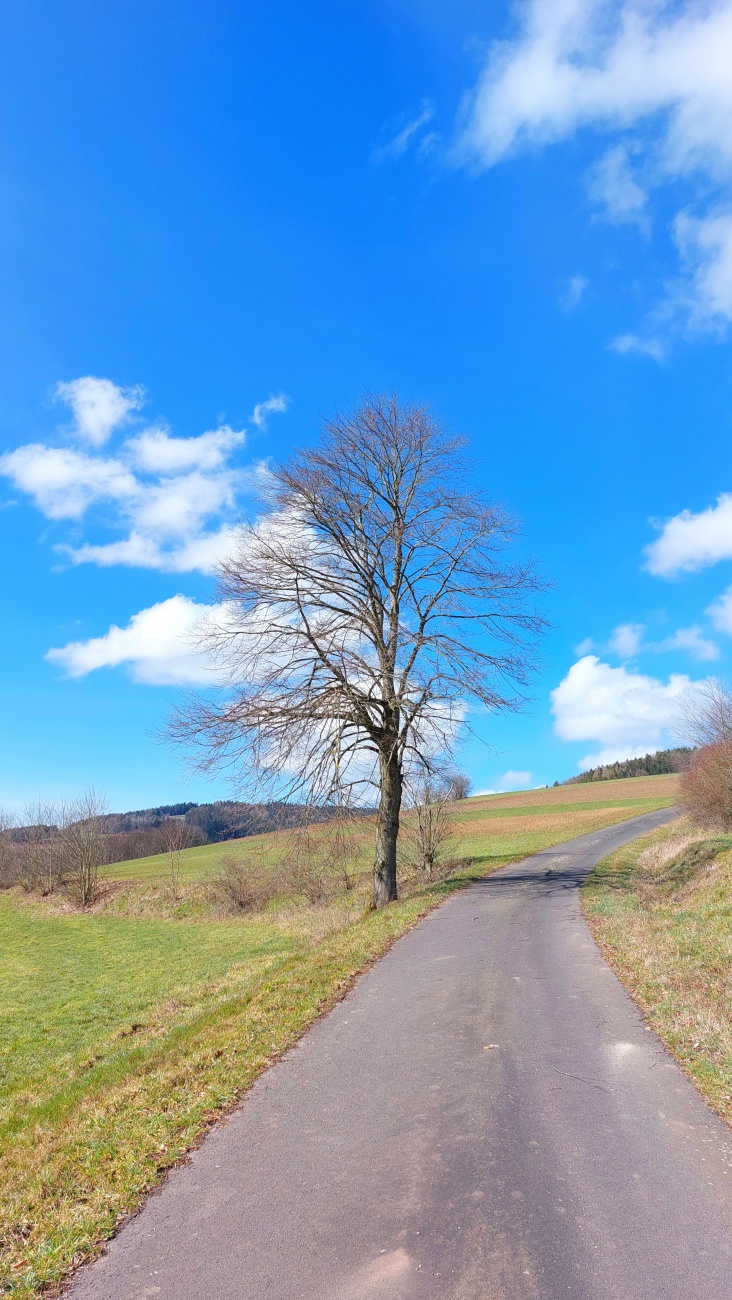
left=583, top=814, right=732, bottom=1129
left=0, top=774, right=678, bottom=1297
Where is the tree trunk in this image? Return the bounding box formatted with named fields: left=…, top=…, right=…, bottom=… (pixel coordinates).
left=373, top=750, right=401, bottom=908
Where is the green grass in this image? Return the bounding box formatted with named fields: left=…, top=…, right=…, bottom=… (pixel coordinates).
left=583, top=816, right=732, bottom=1130
left=0, top=774, right=679, bottom=1298
left=0, top=907, right=296, bottom=1139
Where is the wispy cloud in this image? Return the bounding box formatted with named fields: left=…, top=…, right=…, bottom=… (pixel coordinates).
left=560, top=275, right=588, bottom=311
left=610, top=334, right=665, bottom=362
left=587, top=145, right=648, bottom=230
left=251, top=393, right=290, bottom=429
left=607, top=620, right=718, bottom=662
left=456, top=0, right=732, bottom=339
left=608, top=622, right=644, bottom=659
left=372, top=101, right=435, bottom=164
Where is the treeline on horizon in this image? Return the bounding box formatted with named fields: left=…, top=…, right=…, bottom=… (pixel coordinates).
left=10, top=800, right=346, bottom=866
left=563, top=747, right=695, bottom=785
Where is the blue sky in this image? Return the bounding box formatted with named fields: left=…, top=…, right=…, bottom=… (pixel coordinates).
left=3, top=0, right=732, bottom=810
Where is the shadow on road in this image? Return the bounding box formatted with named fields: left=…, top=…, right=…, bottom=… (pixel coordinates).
left=470, top=861, right=591, bottom=895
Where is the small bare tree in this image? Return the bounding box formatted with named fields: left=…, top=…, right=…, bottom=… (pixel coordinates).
left=17, top=801, right=62, bottom=894
left=160, top=817, right=196, bottom=900
left=445, top=770, right=471, bottom=800
left=62, top=789, right=108, bottom=908
left=171, top=396, right=544, bottom=907
left=405, top=776, right=454, bottom=881
left=678, top=679, right=732, bottom=748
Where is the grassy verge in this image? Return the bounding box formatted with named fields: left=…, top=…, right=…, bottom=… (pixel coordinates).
left=583, top=816, right=732, bottom=1128
left=0, top=775, right=679, bottom=1297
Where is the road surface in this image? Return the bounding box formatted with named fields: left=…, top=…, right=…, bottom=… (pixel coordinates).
left=67, top=808, right=732, bottom=1299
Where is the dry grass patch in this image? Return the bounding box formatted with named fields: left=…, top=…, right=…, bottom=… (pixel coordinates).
left=583, top=816, right=732, bottom=1128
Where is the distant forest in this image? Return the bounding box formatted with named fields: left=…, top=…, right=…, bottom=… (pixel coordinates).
left=95, top=800, right=342, bottom=864
left=563, top=747, right=694, bottom=785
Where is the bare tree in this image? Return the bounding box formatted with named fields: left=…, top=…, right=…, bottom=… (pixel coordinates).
left=171, top=396, right=544, bottom=908
left=160, top=817, right=196, bottom=900
left=445, top=770, right=471, bottom=800
left=62, top=789, right=108, bottom=908
left=678, top=678, right=732, bottom=748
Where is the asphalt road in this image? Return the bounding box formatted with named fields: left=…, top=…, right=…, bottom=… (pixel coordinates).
left=67, top=808, right=732, bottom=1300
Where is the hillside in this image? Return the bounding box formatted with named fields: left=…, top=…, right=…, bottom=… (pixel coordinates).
left=564, top=747, right=694, bottom=784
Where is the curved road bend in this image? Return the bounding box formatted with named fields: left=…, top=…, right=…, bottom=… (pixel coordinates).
left=67, top=808, right=732, bottom=1300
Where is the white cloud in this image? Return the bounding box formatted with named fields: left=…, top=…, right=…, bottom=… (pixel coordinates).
left=55, top=377, right=143, bottom=447
left=610, top=333, right=665, bottom=361
left=607, top=619, right=718, bottom=661
left=588, top=144, right=648, bottom=227
left=707, top=584, right=732, bottom=635
left=0, top=378, right=268, bottom=573
left=251, top=393, right=290, bottom=429
left=551, top=653, right=697, bottom=768
left=560, top=274, right=588, bottom=310
left=60, top=524, right=240, bottom=575
left=476, top=769, right=533, bottom=795
left=0, top=444, right=138, bottom=519
left=673, top=209, right=732, bottom=325
left=126, top=424, right=245, bottom=474
left=457, top=0, right=732, bottom=331
left=655, top=624, right=719, bottom=661
left=130, top=469, right=239, bottom=541
left=46, top=595, right=218, bottom=685
left=608, top=622, right=643, bottom=658
left=646, top=491, right=732, bottom=576
left=372, top=102, right=436, bottom=163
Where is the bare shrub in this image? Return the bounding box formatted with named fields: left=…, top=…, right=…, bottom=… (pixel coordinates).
left=214, top=853, right=278, bottom=913
left=17, top=801, right=63, bottom=894
left=62, top=789, right=108, bottom=908
left=680, top=744, right=732, bottom=829
left=160, top=817, right=197, bottom=900
left=276, top=828, right=332, bottom=904
left=403, top=778, right=454, bottom=881
left=0, top=808, right=17, bottom=888
left=315, top=809, right=364, bottom=892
